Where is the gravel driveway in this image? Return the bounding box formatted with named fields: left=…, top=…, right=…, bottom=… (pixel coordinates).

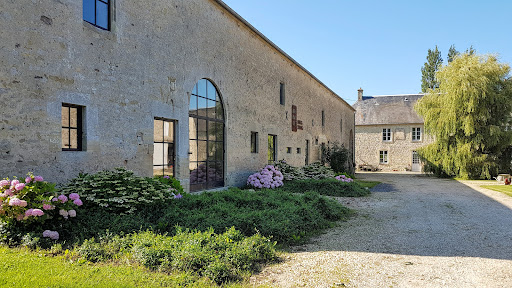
left=251, top=173, right=512, bottom=287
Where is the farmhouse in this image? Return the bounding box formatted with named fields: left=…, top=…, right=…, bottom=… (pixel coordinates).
left=0, top=0, right=355, bottom=191
left=353, top=89, right=433, bottom=172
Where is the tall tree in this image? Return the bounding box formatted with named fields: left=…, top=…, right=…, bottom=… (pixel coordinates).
left=447, top=45, right=459, bottom=63
left=421, top=46, right=443, bottom=92
left=415, top=54, right=512, bottom=179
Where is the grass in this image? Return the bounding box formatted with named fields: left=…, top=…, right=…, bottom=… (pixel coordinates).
left=0, top=246, right=230, bottom=288
left=480, top=185, right=512, bottom=197
left=354, top=180, right=380, bottom=189
left=276, top=179, right=371, bottom=197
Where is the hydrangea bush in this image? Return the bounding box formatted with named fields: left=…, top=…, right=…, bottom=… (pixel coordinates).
left=335, top=174, right=353, bottom=182
left=247, top=165, right=284, bottom=189
left=0, top=173, right=83, bottom=241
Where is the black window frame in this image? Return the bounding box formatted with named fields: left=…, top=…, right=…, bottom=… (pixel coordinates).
left=61, top=103, right=83, bottom=152
left=153, top=117, right=176, bottom=177
left=280, top=82, right=285, bottom=105
left=83, top=0, right=110, bottom=31
left=250, top=131, right=258, bottom=153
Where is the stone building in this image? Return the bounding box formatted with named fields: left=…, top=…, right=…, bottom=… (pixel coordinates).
left=353, top=89, right=433, bottom=172
left=0, top=0, right=355, bottom=191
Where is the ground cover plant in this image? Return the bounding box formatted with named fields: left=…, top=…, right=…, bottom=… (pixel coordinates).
left=276, top=178, right=370, bottom=197
left=354, top=180, right=381, bottom=189
left=480, top=185, right=512, bottom=197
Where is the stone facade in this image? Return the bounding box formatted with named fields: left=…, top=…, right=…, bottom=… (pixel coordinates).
left=353, top=92, right=433, bottom=172
left=0, top=0, right=355, bottom=191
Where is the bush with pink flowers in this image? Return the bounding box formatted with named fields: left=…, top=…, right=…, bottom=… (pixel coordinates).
left=335, top=174, right=354, bottom=182
left=247, top=165, right=284, bottom=189
left=0, top=173, right=83, bottom=244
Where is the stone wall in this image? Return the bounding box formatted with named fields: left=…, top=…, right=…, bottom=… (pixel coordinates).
left=0, top=0, right=355, bottom=190
left=355, top=124, right=433, bottom=171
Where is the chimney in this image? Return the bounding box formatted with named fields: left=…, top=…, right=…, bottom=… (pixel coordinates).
left=357, top=88, right=363, bottom=101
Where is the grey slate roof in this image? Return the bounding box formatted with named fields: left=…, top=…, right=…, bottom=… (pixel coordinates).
left=353, top=94, right=425, bottom=125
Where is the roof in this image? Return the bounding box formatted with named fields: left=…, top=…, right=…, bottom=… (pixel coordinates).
left=212, top=0, right=355, bottom=112
left=353, top=94, right=425, bottom=125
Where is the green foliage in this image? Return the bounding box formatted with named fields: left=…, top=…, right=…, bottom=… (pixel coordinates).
left=447, top=45, right=459, bottom=63
left=320, top=142, right=351, bottom=173
left=59, top=168, right=180, bottom=214
left=154, top=175, right=185, bottom=195
left=421, top=45, right=443, bottom=92
left=275, top=161, right=336, bottom=181
left=416, top=53, right=512, bottom=179
left=276, top=179, right=370, bottom=197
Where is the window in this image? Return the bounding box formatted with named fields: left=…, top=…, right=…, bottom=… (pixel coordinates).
left=296, top=147, right=301, bottom=154
left=268, top=135, right=277, bottom=163
left=382, top=128, right=392, bottom=142
left=286, top=147, right=292, bottom=154
left=379, top=151, right=388, bottom=164
left=280, top=83, right=285, bottom=105
left=83, top=0, right=110, bottom=30
left=251, top=132, right=258, bottom=153
left=61, top=103, right=83, bottom=151
left=412, top=127, right=422, bottom=141
left=321, top=110, right=325, bottom=127
left=153, top=118, right=176, bottom=177
left=340, top=119, right=343, bottom=134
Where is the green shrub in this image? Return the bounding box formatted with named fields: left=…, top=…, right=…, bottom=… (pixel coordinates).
left=277, top=179, right=371, bottom=197
left=76, top=227, right=277, bottom=284
left=275, top=161, right=336, bottom=181
left=321, top=142, right=351, bottom=173
left=59, top=168, right=180, bottom=214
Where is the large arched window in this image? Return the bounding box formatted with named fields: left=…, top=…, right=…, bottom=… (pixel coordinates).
left=189, top=79, right=225, bottom=191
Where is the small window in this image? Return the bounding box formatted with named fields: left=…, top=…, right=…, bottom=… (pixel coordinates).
left=412, top=127, right=422, bottom=141
left=379, top=151, right=388, bottom=164
left=286, top=147, right=292, bottom=154
left=382, top=128, right=392, bottom=142
left=83, top=0, right=110, bottom=30
left=153, top=118, right=176, bottom=177
left=315, top=137, right=319, bottom=145
left=340, top=119, right=343, bottom=134
left=296, top=147, right=301, bottom=154
left=321, top=110, right=325, bottom=127
left=62, top=103, right=84, bottom=151
left=250, top=132, right=258, bottom=153
left=268, top=135, right=277, bottom=163
left=280, top=83, right=285, bottom=105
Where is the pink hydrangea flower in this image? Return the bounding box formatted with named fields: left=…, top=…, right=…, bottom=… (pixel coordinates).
left=68, top=210, right=76, bottom=217
left=25, top=176, right=32, bottom=183
left=163, top=175, right=170, bottom=179
left=43, top=230, right=59, bottom=240
left=4, top=189, right=13, bottom=197
left=8, top=198, right=21, bottom=206
left=42, top=203, right=55, bottom=210
left=57, top=194, right=68, bottom=203
left=73, top=199, right=83, bottom=206
left=0, top=180, right=9, bottom=187
left=25, top=209, right=34, bottom=217
left=59, top=209, right=69, bottom=218
left=34, top=176, right=44, bottom=182
left=14, top=183, right=25, bottom=191
left=51, top=197, right=59, bottom=202
left=173, top=193, right=183, bottom=199
left=19, top=200, right=27, bottom=207
left=69, top=193, right=80, bottom=200
left=10, top=180, right=19, bottom=186
left=31, top=209, right=44, bottom=216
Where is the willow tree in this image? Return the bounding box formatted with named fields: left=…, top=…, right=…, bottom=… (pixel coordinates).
left=415, top=53, right=512, bottom=179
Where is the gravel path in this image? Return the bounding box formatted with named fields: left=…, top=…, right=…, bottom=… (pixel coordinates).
left=250, top=173, right=512, bottom=287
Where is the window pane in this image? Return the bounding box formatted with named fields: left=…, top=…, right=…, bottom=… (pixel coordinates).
left=215, top=101, right=224, bottom=120
left=70, top=107, right=78, bottom=128
left=189, top=117, right=197, bottom=139
left=215, top=142, right=223, bottom=161
left=197, top=162, right=207, bottom=183
left=62, top=128, right=69, bottom=148
left=206, top=81, right=216, bottom=100
left=197, top=119, right=207, bottom=140
left=153, top=143, right=165, bottom=166
left=164, top=143, right=175, bottom=166
left=154, top=119, right=163, bottom=142
left=215, top=122, right=224, bottom=142
left=198, top=141, right=207, bottom=162
left=192, top=83, right=198, bottom=95
left=153, top=166, right=163, bottom=177
left=208, top=120, right=216, bottom=141
left=197, top=79, right=207, bottom=97
left=96, top=1, right=109, bottom=29
left=83, top=0, right=95, bottom=23
left=70, top=129, right=78, bottom=149
left=198, top=97, right=207, bottom=117
left=163, top=121, right=174, bottom=142
left=189, top=140, right=197, bottom=162
left=189, top=162, right=198, bottom=184
left=189, top=95, right=197, bottom=115
left=62, top=106, right=69, bottom=127
left=207, top=100, right=216, bottom=119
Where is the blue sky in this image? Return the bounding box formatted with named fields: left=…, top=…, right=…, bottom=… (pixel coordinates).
left=221, top=0, right=512, bottom=104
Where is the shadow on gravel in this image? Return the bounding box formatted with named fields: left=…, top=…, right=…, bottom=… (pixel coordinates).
left=306, top=173, right=512, bottom=261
